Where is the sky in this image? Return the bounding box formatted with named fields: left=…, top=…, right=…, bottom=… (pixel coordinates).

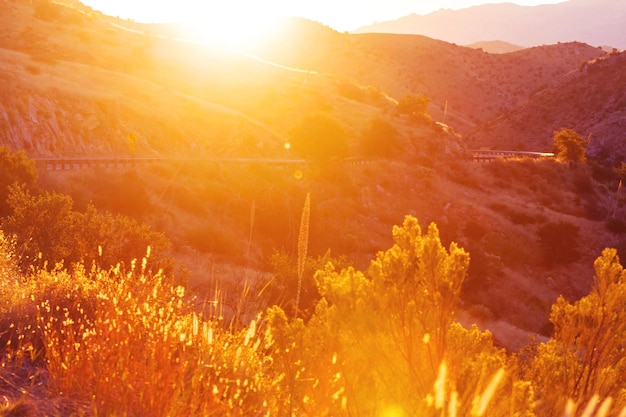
left=81, top=0, right=566, bottom=32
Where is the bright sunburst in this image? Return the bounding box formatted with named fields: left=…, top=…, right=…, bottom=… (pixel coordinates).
left=183, top=5, right=280, bottom=51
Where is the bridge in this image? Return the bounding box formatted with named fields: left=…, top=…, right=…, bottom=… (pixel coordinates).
left=34, top=157, right=308, bottom=171
left=33, top=150, right=555, bottom=171
left=467, top=150, right=554, bottom=162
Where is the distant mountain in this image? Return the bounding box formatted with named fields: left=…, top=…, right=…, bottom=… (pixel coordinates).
left=468, top=50, right=626, bottom=165
left=354, top=0, right=626, bottom=50
left=466, top=40, right=524, bottom=54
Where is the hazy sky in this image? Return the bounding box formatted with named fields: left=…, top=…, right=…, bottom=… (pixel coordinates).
left=81, top=0, right=566, bottom=32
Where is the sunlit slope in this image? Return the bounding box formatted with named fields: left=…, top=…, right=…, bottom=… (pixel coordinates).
left=0, top=0, right=319, bottom=158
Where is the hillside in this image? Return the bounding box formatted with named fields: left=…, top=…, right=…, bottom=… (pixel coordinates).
left=248, top=22, right=606, bottom=134
left=354, top=0, right=626, bottom=50
left=0, top=0, right=309, bottom=158
left=468, top=50, right=626, bottom=165
left=1, top=0, right=626, bottom=354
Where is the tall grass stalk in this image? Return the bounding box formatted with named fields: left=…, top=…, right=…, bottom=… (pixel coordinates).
left=294, top=193, right=310, bottom=319
left=246, top=199, right=255, bottom=257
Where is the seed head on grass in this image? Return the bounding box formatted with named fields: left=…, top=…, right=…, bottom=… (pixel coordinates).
left=294, top=193, right=310, bottom=319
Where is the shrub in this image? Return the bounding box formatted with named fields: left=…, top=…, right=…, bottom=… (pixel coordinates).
left=464, top=220, right=487, bottom=241
left=1, top=255, right=271, bottom=416
left=397, top=93, right=430, bottom=119
left=336, top=80, right=368, bottom=102
left=490, top=203, right=544, bottom=225
left=4, top=217, right=626, bottom=415
left=81, top=169, right=151, bottom=217
left=523, top=249, right=626, bottom=416
left=2, top=185, right=170, bottom=271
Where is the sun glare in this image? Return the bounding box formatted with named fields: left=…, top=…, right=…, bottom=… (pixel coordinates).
left=184, top=7, right=280, bottom=51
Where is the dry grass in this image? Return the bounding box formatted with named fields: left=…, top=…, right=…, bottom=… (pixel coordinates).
left=1, top=249, right=272, bottom=416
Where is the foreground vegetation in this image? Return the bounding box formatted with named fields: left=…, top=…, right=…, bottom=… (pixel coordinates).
left=1, top=214, right=625, bottom=416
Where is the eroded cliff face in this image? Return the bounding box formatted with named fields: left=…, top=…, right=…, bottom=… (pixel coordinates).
left=0, top=87, right=118, bottom=156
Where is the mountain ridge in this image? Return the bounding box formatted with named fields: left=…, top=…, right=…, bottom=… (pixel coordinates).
left=353, top=0, right=626, bottom=50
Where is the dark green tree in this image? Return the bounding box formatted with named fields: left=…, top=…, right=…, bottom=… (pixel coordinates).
left=553, top=128, right=586, bottom=164
left=289, top=112, right=348, bottom=163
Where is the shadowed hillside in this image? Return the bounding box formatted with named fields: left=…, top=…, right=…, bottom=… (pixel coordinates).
left=250, top=21, right=606, bottom=134
left=468, top=50, right=626, bottom=165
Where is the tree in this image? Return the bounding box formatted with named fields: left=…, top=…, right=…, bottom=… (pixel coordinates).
left=553, top=128, right=586, bottom=164
left=289, top=112, right=348, bottom=163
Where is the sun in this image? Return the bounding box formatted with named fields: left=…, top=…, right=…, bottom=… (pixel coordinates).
left=182, top=6, right=280, bottom=51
